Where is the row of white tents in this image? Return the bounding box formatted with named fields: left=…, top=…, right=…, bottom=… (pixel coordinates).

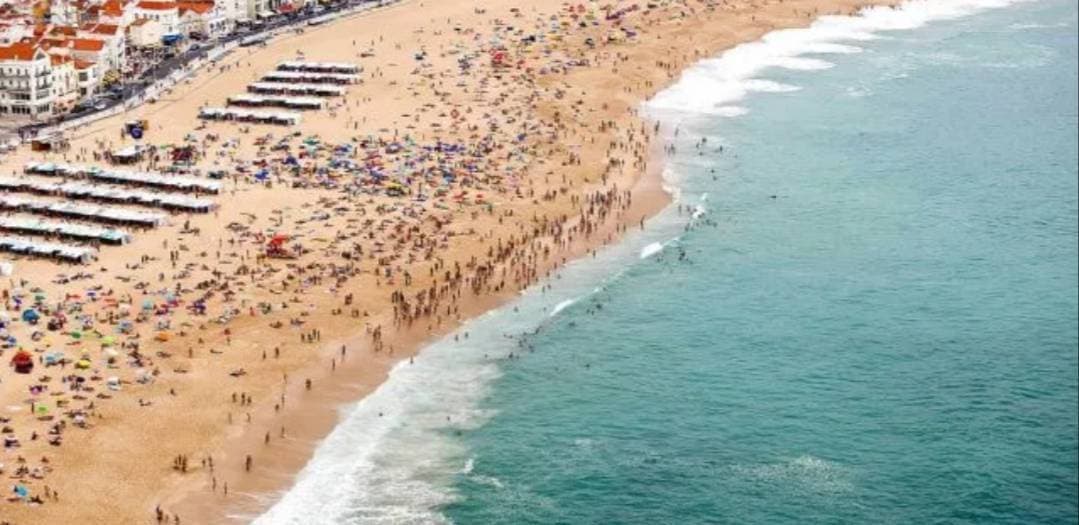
left=247, top=82, right=345, bottom=97
left=261, top=70, right=359, bottom=85
left=199, top=107, right=303, bottom=126
left=0, top=178, right=217, bottom=212
left=227, top=94, right=325, bottom=110
left=0, top=236, right=97, bottom=263
left=0, top=216, right=130, bottom=245
left=23, top=162, right=222, bottom=194
left=277, top=61, right=360, bottom=74
left=0, top=196, right=167, bottom=227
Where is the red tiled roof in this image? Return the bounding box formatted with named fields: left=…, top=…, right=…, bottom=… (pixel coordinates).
left=38, top=37, right=68, bottom=49
left=102, top=0, right=124, bottom=16
left=50, top=25, right=78, bottom=36
left=72, top=38, right=105, bottom=51
left=0, top=42, right=38, bottom=61
left=89, top=24, right=120, bottom=35
left=137, top=1, right=178, bottom=10
left=178, top=1, right=213, bottom=14
left=75, top=59, right=95, bottom=69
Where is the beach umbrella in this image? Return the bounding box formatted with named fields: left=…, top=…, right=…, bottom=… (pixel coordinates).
left=75, top=359, right=91, bottom=370
left=101, top=335, right=116, bottom=347
left=21, top=309, right=40, bottom=323
left=10, top=349, right=33, bottom=374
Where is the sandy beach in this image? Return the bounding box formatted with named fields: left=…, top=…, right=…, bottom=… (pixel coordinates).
left=0, top=0, right=898, bottom=523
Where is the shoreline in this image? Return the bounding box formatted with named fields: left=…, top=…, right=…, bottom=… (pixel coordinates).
left=159, top=1, right=900, bottom=522
left=166, top=131, right=672, bottom=524
left=0, top=1, right=901, bottom=523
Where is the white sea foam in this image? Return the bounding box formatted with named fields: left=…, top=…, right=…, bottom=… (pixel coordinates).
left=645, top=0, right=1034, bottom=117
left=640, top=242, right=665, bottom=259
left=550, top=298, right=577, bottom=317
left=256, top=0, right=1032, bottom=522
left=460, top=457, right=476, bottom=475
left=715, top=106, right=750, bottom=117
left=254, top=195, right=689, bottom=524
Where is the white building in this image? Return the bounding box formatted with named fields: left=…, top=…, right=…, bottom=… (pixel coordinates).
left=49, top=55, right=79, bottom=113
left=178, top=1, right=231, bottom=39
left=0, top=43, right=54, bottom=118
left=49, top=0, right=79, bottom=26
left=134, top=1, right=181, bottom=38
left=80, top=23, right=126, bottom=74
left=127, top=17, right=163, bottom=48
left=98, top=0, right=138, bottom=27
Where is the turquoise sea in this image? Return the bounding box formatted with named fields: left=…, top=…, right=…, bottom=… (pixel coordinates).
left=255, top=0, right=1078, bottom=523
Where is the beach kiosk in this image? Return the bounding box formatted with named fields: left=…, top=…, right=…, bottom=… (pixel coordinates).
left=31, top=133, right=69, bottom=152
left=108, top=145, right=144, bottom=165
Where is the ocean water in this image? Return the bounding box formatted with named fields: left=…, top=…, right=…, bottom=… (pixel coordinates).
left=255, top=0, right=1078, bottom=523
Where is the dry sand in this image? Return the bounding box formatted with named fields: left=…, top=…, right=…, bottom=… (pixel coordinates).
left=0, top=0, right=897, bottom=523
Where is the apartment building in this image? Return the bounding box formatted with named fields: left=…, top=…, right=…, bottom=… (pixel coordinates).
left=0, top=42, right=53, bottom=117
